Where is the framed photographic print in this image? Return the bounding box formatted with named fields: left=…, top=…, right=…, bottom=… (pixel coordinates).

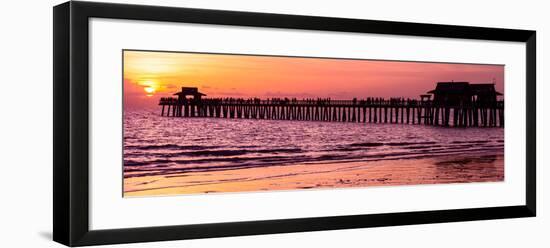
left=53, top=1, right=536, bottom=246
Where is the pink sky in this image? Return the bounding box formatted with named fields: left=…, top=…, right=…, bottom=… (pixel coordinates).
left=124, top=51, right=504, bottom=110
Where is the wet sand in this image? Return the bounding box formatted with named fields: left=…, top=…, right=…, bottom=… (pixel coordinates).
left=124, top=151, right=503, bottom=197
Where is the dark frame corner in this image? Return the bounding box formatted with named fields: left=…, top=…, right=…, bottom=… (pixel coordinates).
left=54, top=1, right=536, bottom=246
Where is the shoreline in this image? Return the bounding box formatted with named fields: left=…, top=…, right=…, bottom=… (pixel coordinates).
left=124, top=150, right=504, bottom=197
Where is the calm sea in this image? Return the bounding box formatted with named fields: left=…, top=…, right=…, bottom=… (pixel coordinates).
left=123, top=110, right=504, bottom=178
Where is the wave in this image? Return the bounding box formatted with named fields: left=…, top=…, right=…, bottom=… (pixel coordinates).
left=125, top=147, right=302, bottom=158
left=348, top=141, right=438, bottom=147
left=450, top=140, right=489, bottom=144
left=123, top=143, right=504, bottom=178
left=125, top=144, right=220, bottom=151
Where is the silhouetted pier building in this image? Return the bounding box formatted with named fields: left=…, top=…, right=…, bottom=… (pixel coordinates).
left=428, top=82, right=502, bottom=107
left=162, top=87, right=206, bottom=117
left=469, top=83, right=503, bottom=105
left=159, top=82, right=504, bottom=128
left=174, top=87, right=206, bottom=102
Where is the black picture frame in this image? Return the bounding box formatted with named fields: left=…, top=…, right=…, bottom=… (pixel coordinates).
left=53, top=1, right=536, bottom=246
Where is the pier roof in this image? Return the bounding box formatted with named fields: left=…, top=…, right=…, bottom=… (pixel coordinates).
left=470, top=84, right=503, bottom=95
left=427, top=82, right=470, bottom=94
left=173, top=87, right=206, bottom=97
left=427, top=82, right=502, bottom=95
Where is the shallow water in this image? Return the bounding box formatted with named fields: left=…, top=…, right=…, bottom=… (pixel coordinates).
left=123, top=110, right=504, bottom=179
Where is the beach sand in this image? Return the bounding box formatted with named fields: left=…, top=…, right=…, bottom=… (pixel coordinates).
left=124, top=151, right=503, bottom=197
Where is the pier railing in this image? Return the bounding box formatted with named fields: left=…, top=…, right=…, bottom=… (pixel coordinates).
left=158, top=97, right=504, bottom=127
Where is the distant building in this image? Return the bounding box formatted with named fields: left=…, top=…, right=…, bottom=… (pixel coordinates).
left=427, top=82, right=502, bottom=106
left=174, top=87, right=206, bottom=103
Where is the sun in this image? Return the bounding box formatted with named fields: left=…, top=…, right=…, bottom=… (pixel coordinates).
left=144, top=86, right=155, bottom=94
left=140, top=80, right=158, bottom=97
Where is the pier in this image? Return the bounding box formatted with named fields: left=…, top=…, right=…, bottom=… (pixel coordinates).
left=158, top=83, right=504, bottom=128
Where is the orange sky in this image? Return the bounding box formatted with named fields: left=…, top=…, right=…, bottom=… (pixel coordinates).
left=123, top=50, right=504, bottom=110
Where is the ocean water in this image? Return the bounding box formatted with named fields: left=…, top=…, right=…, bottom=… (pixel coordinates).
left=123, top=110, right=504, bottom=179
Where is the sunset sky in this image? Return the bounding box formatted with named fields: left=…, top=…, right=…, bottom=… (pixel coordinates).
left=123, top=50, right=504, bottom=110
